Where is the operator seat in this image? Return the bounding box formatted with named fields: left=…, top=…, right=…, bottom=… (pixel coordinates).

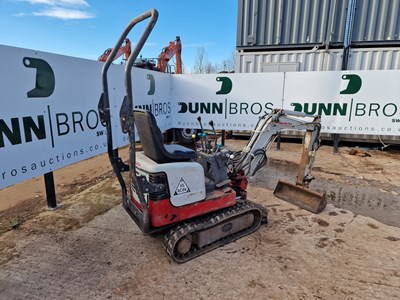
left=133, top=109, right=197, bottom=163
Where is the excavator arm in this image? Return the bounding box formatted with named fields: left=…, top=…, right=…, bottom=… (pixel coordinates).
left=227, top=108, right=326, bottom=213
left=98, top=38, right=131, bottom=63
left=157, top=36, right=182, bottom=74
left=230, top=109, right=321, bottom=179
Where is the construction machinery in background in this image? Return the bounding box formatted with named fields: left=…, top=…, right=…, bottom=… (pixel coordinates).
left=99, top=35, right=182, bottom=74
left=157, top=36, right=182, bottom=74
left=98, top=38, right=131, bottom=63
left=98, top=9, right=326, bottom=263
left=98, top=34, right=192, bottom=143
left=134, top=36, right=183, bottom=74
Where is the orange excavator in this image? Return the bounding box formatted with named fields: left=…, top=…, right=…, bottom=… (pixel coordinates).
left=98, top=38, right=131, bottom=63
left=99, top=36, right=182, bottom=74
left=157, top=36, right=182, bottom=74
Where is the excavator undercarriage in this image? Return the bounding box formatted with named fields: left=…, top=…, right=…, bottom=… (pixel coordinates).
left=164, top=200, right=263, bottom=263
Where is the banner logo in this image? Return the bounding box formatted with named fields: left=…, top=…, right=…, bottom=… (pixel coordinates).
left=216, top=76, right=232, bottom=95
left=23, top=57, right=55, bottom=98
left=147, top=74, right=155, bottom=95
left=1, top=57, right=100, bottom=149
left=340, top=74, right=362, bottom=95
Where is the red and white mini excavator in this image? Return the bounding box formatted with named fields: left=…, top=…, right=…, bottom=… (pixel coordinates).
left=98, top=9, right=326, bottom=263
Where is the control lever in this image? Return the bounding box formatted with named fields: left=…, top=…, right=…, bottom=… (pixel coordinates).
left=209, top=120, right=218, bottom=152
left=197, top=116, right=205, bottom=151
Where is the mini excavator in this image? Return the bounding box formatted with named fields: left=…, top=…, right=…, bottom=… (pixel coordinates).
left=98, top=9, right=326, bottom=263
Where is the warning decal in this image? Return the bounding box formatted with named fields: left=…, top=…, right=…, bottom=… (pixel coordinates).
left=174, top=178, right=191, bottom=195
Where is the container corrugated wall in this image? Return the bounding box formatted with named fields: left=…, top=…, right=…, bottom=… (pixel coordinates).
left=351, top=0, right=400, bottom=43
left=237, top=0, right=348, bottom=47
left=236, top=48, right=400, bottom=72
left=348, top=48, right=400, bottom=69
left=237, top=0, right=400, bottom=48
left=236, top=49, right=344, bottom=72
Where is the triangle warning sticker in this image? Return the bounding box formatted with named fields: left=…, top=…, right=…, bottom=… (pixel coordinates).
left=174, top=177, right=191, bottom=195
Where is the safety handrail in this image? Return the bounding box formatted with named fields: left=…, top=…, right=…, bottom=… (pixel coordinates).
left=98, top=9, right=159, bottom=233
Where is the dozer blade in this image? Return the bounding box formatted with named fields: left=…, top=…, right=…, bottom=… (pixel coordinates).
left=273, top=179, right=326, bottom=213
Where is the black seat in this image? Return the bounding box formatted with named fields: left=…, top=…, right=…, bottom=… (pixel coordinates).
left=133, top=109, right=197, bottom=163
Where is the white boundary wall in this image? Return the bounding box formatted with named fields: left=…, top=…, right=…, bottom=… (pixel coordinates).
left=1, top=45, right=400, bottom=188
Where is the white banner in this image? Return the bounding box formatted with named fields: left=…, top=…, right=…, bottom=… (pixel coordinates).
left=283, top=71, right=400, bottom=135
left=1, top=44, right=400, bottom=188
left=171, top=71, right=400, bottom=135
left=0, top=45, right=171, bottom=189
left=109, top=66, right=173, bottom=148
left=171, top=73, right=284, bottom=131
left=0, top=46, right=107, bottom=188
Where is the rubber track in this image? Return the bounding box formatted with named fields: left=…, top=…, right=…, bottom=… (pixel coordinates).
left=163, top=200, right=266, bottom=263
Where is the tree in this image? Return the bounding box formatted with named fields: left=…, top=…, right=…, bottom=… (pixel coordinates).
left=191, top=47, right=209, bottom=74
left=223, top=51, right=235, bottom=72
left=191, top=47, right=235, bottom=74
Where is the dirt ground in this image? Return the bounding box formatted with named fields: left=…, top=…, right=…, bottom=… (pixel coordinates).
left=0, top=139, right=399, bottom=299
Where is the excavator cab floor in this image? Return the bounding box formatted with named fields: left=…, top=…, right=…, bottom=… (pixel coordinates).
left=273, top=179, right=326, bottom=213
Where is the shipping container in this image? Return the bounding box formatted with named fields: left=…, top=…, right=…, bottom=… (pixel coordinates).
left=237, top=0, right=400, bottom=49
left=237, top=0, right=348, bottom=48
left=347, top=48, right=400, bottom=69
left=351, top=0, right=400, bottom=44
left=236, top=47, right=400, bottom=72
left=236, top=48, right=344, bottom=72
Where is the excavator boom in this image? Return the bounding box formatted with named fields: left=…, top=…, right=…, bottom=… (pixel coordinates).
left=105, top=36, right=182, bottom=73
left=157, top=36, right=182, bottom=74
left=229, top=108, right=326, bottom=213
left=98, top=38, right=131, bottom=62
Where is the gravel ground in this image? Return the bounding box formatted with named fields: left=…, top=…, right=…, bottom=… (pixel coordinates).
left=1, top=140, right=399, bottom=299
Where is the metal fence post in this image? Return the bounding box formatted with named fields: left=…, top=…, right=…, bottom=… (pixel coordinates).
left=333, top=133, right=340, bottom=154
left=276, top=132, right=281, bottom=150
left=44, top=172, right=57, bottom=209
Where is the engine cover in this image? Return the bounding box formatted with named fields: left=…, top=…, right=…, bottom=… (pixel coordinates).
left=135, top=152, right=206, bottom=207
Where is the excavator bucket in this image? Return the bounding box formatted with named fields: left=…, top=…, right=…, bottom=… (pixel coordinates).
left=273, top=179, right=326, bottom=213
left=273, top=128, right=326, bottom=214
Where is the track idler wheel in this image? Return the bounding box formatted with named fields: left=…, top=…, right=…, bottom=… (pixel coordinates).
left=176, top=234, right=193, bottom=256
